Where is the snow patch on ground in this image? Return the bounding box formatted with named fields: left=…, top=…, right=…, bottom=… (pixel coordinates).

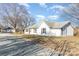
left=0, top=40, right=12, bottom=45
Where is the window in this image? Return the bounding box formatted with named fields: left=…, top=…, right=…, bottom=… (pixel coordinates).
left=41, top=28, right=46, bottom=34
left=26, top=29, right=28, bottom=32
left=34, top=29, right=37, bottom=33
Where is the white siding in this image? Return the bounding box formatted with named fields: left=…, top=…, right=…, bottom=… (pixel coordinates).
left=62, top=25, right=73, bottom=36
left=37, top=21, right=50, bottom=35
left=29, top=29, right=37, bottom=34
left=24, top=21, right=74, bottom=36
left=62, top=28, right=67, bottom=36
left=24, top=29, right=37, bottom=35
left=24, top=29, right=29, bottom=34
left=12, top=29, right=16, bottom=32
left=37, top=21, right=62, bottom=36
left=50, top=29, right=61, bottom=36
left=66, top=25, right=73, bottom=36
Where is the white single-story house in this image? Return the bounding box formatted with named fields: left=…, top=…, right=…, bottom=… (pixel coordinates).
left=24, top=20, right=74, bottom=36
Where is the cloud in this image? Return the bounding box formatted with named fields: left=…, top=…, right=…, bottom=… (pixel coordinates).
left=48, top=15, right=59, bottom=20
left=36, top=15, right=59, bottom=20
left=19, top=3, right=30, bottom=9
left=49, top=5, right=64, bottom=10
left=47, top=5, right=65, bottom=15
left=36, top=15, right=45, bottom=18
left=36, top=15, right=46, bottom=21
left=39, top=3, right=47, bottom=8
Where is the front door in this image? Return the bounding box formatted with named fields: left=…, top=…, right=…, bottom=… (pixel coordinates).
left=41, top=28, right=46, bottom=34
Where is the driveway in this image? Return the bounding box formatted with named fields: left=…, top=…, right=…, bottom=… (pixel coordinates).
left=0, top=34, right=60, bottom=56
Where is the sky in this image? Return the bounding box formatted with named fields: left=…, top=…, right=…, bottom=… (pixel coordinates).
left=19, top=3, right=71, bottom=22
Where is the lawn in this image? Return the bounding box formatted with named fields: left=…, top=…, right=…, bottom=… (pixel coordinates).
left=22, top=35, right=79, bottom=56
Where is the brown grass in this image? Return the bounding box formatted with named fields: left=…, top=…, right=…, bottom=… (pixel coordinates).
left=22, top=34, right=79, bottom=56
left=42, top=36, right=79, bottom=56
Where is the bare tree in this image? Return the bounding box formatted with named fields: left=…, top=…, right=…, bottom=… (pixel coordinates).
left=0, top=3, right=35, bottom=32
left=61, top=3, right=79, bottom=27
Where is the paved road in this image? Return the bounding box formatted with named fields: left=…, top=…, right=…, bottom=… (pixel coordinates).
left=0, top=33, right=62, bottom=56
left=0, top=35, right=56, bottom=56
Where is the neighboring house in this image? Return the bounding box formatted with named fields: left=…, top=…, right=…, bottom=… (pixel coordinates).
left=24, top=20, right=74, bottom=36
left=1, top=27, right=15, bottom=33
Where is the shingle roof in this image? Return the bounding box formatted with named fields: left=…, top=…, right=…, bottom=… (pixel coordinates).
left=26, top=23, right=40, bottom=29
left=26, top=21, right=70, bottom=29
left=27, top=24, right=38, bottom=29
left=46, top=21, right=70, bottom=28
